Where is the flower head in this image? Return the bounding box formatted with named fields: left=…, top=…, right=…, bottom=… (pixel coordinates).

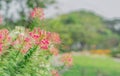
left=30, top=8, right=44, bottom=20
left=40, top=39, right=49, bottom=49
left=61, top=53, right=73, bottom=66
left=51, top=33, right=61, bottom=44
left=0, top=29, right=12, bottom=54
left=49, top=46, right=59, bottom=56
left=51, top=70, right=60, bottom=76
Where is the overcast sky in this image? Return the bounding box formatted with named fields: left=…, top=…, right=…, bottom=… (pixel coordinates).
left=0, top=0, right=120, bottom=20
left=44, top=0, right=120, bottom=19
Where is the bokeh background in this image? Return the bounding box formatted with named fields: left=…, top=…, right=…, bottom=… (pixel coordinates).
left=0, top=0, right=120, bottom=76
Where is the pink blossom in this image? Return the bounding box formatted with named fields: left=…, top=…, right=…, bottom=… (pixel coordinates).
left=24, top=37, right=30, bottom=42
left=49, top=46, right=59, bottom=56
left=30, top=8, right=44, bottom=20
left=51, top=33, right=61, bottom=44
left=40, top=39, right=49, bottom=49
left=61, top=53, right=73, bottom=66
left=31, top=11, right=35, bottom=18
left=0, top=34, right=3, bottom=40
left=51, top=70, right=60, bottom=76
left=1, top=29, right=11, bottom=44
left=33, top=34, right=40, bottom=39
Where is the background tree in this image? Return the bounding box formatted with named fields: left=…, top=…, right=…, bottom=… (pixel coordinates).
left=46, top=10, right=120, bottom=51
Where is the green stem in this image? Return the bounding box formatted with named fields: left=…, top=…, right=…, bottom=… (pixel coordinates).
left=8, top=46, right=38, bottom=75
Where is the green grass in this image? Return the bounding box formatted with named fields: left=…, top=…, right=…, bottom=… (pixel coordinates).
left=63, top=55, right=120, bottom=76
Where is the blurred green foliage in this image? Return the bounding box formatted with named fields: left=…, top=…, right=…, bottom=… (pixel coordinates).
left=45, top=11, right=120, bottom=51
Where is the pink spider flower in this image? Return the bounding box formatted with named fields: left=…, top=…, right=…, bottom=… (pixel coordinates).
left=61, top=53, right=73, bottom=66
left=40, top=39, right=49, bottom=50
left=29, top=28, right=50, bottom=46
left=0, top=34, right=3, bottom=41
left=24, top=37, right=31, bottom=42
left=30, top=8, right=44, bottom=20
left=49, top=46, right=59, bottom=56
left=51, top=70, right=60, bottom=76
left=0, top=29, right=9, bottom=40
left=0, top=29, right=11, bottom=54
left=51, top=32, right=61, bottom=44
left=12, top=34, right=33, bottom=54
left=29, top=28, right=54, bottom=50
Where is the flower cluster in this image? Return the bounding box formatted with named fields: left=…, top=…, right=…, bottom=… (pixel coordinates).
left=50, top=46, right=59, bottom=56
left=30, top=8, right=44, bottom=20
left=0, top=27, right=61, bottom=55
left=0, top=8, right=73, bottom=76
left=51, top=70, right=60, bottom=76
left=61, top=53, right=73, bottom=66
left=0, top=27, right=62, bottom=75
left=0, top=29, right=11, bottom=54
